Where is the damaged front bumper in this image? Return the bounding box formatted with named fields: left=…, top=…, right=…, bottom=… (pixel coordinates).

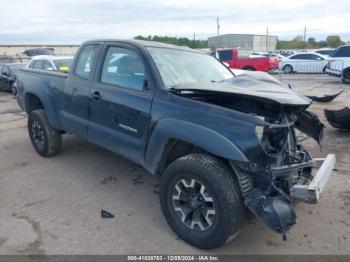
left=288, top=154, right=336, bottom=203
left=236, top=154, right=336, bottom=239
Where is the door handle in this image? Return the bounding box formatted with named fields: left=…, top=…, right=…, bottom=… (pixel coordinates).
left=91, top=91, right=101, bottom=100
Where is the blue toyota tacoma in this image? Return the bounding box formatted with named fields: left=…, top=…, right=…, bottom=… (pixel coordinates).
left=16, top=39, right=336, bottom=249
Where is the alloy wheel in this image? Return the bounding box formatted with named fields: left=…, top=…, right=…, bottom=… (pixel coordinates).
left=172, top=178, right=216, bottom=231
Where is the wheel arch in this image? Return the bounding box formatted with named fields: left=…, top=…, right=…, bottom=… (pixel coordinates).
left=144, top=119, right=249, bottom=176
left=24, top=92, right=61, bottom=128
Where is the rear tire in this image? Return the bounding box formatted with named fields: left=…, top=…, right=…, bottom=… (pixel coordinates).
left=28, top=109, right=62, bottom=157
left=160, top=154, right=245, bottom=249
left=283, top=64, right=293, bottom=74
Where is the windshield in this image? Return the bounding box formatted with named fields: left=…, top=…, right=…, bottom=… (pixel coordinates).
left=54, top=59, right=73, bottom=70
left=147, top=47, right=233, bottom=88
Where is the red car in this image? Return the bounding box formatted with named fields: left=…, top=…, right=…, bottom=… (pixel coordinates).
left=210, top=48, right=279, bottom=73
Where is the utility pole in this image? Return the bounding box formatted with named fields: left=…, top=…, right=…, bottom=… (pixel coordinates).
left=217, top=17, right=220, bottom=48
left=303, top=26, right=307, bottom=49
left=266, top=26, right=269, bottom=52
left=193, top=32, right=196, bottom=48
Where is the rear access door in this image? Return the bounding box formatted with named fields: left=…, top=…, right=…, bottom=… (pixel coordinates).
left=62, top=44, right=103, bottom=139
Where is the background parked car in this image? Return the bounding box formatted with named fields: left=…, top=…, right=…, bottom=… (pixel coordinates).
left=280, top=52, right=327, bottom=73
left=22, top=48, right=54, bottom=57
left=27, top=55, right=74, bottom=72
left=0, top=63, right=26, bottom=95
left=326, top=44, right=350, bottom=84
left=211, top=48, right=279, bottom=73
left=314, top=48, right=335, bottom=57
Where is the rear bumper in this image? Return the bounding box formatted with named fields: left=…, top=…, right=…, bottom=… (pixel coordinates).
left=290, top=154, right=336, bottom=203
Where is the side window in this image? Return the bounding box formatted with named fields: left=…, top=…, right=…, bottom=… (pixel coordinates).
left=290, top=54, right=307, bottom=60
left=33, top=60, right=44, bottom=69
left=28, top=61, right=35, bottom=69
left=74, top=45, right=99, bottom=79
left=217, top=50, right=233, bottom=61
left=310, top=54, right=323, bottom=60
left=101, top=47, right=146, bottom=91
left=42, top=60, right=53, bottom=70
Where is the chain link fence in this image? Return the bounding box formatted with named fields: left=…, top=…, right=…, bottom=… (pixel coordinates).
left=278, top=59, right=344, bottom=88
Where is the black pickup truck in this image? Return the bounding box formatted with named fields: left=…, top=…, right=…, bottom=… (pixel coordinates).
left=16, top=39, right=336, bottom=249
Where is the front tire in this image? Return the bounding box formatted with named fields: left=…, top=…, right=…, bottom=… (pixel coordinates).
left=160, top=154, right=245, bottom=249
left=28, top=109, right=62, bottom=157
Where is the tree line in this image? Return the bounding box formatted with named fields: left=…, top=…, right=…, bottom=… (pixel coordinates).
left=277, top=35, right=345, bottom=49
left=135, top=35, right=346, bottom=50
left=134, top=35, right=207, bottom=49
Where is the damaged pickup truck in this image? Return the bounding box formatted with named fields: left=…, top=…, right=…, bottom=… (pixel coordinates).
left=16, top=40, right=336, bottom=249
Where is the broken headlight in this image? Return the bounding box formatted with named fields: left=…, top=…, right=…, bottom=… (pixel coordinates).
left=255, top=125, right=289, bottom=155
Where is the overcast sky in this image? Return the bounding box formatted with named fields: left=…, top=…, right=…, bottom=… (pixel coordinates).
left=0, top=0, right=349, bottom=44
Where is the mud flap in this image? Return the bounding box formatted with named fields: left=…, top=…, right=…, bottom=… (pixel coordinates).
left=245, top=190, right=296, bottom=239
left=295, top=111, right=325, bottom=145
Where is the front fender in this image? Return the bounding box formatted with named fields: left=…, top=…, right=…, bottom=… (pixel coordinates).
left=145, top=119, right=249, bottom=175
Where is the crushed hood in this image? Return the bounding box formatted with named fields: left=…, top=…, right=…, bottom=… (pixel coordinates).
left=171, top=75, right=312, bottom=106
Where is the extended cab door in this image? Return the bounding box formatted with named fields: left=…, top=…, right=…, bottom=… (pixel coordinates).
left=88, top=44, right=153, bottom=164
left=62, top=44, right=102, bottom=139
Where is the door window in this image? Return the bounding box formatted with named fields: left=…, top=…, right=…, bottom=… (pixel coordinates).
left=101, top=47, right=146, bottom=91
left=74, top=45, right=99, bottom=79
left=32, top=60, right=44, bottom=69
left=290, top=54, right=308, bottom=60
left=309, top=54, right=324, bottom=60
left=42, top=60, right=53, bottom=70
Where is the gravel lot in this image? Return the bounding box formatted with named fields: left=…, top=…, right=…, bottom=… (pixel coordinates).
left=0, top=79, right=349, bottom=255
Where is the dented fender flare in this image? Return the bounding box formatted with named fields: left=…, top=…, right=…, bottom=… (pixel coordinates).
left=145, top=119, right=249, bottom=175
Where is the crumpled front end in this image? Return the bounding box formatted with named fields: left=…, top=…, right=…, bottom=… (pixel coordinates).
left=230, top=108, right=335, bottom=240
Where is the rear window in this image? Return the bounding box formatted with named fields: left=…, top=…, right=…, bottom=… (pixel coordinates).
left=217, top=50, right=233, bottom=61
left=330, top=46, right=350, bottom=58
left=74, top=45, right=99, bottom=79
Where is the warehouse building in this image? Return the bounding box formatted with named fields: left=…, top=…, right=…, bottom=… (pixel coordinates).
left=207, top=34, right=278, bottom=51
left=0, top=44, right=80, bottom=56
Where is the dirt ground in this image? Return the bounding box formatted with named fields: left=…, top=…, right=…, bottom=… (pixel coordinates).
left=0, top=79, right=349, bottom=255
